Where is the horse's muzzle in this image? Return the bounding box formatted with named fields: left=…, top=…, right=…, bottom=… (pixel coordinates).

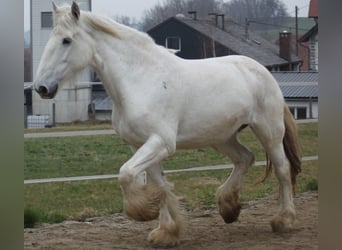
left=35, top=83, right=58, bottom=99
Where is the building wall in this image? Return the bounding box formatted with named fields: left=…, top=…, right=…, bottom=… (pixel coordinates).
left=95, top=111, right=112, bottom=121
left=287, top=99, right=318, bottom=119
left=31, top=0, right=92, bottom=123
left=32, top=82, right=92, bottom=123
left=309, top=33, right=318, bottom=71
left=148, top=18, right=232, bottom=59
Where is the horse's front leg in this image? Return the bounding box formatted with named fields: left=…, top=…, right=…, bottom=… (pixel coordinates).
left=118, top=134, right=182, bottom=247
left=145, top=164, right=182, bottom=247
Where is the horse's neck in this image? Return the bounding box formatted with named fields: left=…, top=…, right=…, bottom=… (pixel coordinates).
left=91, top=29, right=175, bottom=109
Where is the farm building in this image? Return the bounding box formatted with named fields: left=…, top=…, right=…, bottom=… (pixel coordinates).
left=274, top=71, right=318, bottom=119
left=147, top=14, right=302, bottom=71
left=298, top=0, right=318, bottom=72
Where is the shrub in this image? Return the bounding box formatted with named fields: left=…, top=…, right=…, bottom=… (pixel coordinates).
left=24, top=208, right=40, bottom=228
left=305, top=178, right=318, bottom=191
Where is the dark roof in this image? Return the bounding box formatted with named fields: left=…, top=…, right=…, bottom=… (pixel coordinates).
left=298, top=23, right=318, bottom=42
left=272, top=71, right=318, bottom=83
left=272, top=72, right=318, bottom=98
left=280, top=85, right=318, bottom=98
left=150, top=16, right=302, bottom=67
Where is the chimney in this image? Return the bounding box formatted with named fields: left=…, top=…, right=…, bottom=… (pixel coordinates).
left=279, top=31, right=292, bottom=62
left=208, top=12, right=218, bottom=27
left=188, top=11, right=197, bottom=20
left=245, top=18, right=249, bottom=40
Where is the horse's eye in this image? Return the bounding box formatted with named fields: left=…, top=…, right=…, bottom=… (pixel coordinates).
left=62, top=37, right=72, bottom=45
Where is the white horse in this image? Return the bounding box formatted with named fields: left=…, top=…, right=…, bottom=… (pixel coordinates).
left=34, top=2, right=301, bottom=247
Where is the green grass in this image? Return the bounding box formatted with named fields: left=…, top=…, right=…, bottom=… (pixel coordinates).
left=24, top=122, right=317, bottom=179
left=25, top=179, right=123, bottom=227
left=24, top=160, right=317, bottom=226
left=24, top=122, right=317, bottom=226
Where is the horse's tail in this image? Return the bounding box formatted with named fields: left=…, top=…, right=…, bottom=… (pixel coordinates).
left=283, top=104, right=302, bottom=192
left=263, top=105, right=302, bottom=193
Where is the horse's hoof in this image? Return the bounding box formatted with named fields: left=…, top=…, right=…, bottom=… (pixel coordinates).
left=147, top=227, right=180, bottom=248
left=217, top=188, right=241, bottom=223
left=218, top=201, right=241, bottom=223
left=270, top=210, right=296, bottom=233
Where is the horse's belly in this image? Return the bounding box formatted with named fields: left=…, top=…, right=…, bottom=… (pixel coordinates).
left=175, top=114, right=246, bottom=149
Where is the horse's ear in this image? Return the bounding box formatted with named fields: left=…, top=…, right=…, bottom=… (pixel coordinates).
left=52, top=2, right=59, bottom=13
left=71, top=1, right=80, bottom=21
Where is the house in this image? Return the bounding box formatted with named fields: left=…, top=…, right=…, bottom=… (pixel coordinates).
left=272, top=71, right=318, bottom=119
left=147, top=14, right=302, bottom=71
left=298, top=0, right=318, bottom=71
left=30, top=0, right=94, bottom=124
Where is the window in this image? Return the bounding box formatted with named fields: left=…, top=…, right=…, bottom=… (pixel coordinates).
left=297, top=107, right=307, bottom=119
left=289, top=106, right=307, bottom=120
left=289, top=107, right=295, bottom=117
left=41, top=12, right=53, bottom=28
left=165, top=37, right=181, bottom=52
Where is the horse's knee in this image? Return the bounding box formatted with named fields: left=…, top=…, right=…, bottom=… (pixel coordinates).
left=216, top=186, right=241, bottom=223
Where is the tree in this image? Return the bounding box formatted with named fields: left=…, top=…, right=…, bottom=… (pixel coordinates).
left=222, top=0, right=289, bottom=30
left=141, top=0, right=222, bottom=31
left=140, top=0, right=289, bottom=32
left=113, top=15, right=141, bottom=30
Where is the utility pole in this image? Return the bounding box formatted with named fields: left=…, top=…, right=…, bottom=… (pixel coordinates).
left=295, top=6, right=299, bottom=56
left=245, top=18, right=249, bottom=40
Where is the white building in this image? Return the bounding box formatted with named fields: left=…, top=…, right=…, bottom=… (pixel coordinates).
left=31, top=0, right=93, bottom=123
left=272, top=72, right=318, bottom=120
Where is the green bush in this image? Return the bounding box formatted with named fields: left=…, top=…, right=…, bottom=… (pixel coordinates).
left=305, top=178, right=318, bottom=191
left=24, top=208, right=40, bottom=228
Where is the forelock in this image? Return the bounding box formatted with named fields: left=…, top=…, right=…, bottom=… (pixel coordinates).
left=53, top=5, right=77, bottom=33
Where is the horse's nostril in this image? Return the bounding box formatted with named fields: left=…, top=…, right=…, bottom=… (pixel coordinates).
left=38, top=86, right=48, bottom=95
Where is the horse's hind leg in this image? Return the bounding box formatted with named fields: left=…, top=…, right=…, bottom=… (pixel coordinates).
left=250, top=120, right=296, bottom=232
left=214, top=134, right=255, bottom=223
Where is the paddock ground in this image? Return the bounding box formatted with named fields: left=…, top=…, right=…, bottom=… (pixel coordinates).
left=24, top=191, right=317, bottom=249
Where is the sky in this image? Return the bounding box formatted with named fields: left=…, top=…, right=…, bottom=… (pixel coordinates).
left=24, top=0, right=311, bottom=31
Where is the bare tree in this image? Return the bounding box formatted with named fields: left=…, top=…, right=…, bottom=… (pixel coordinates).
left=222, top=0, right=289, bottom=30
left=141, top=0, right=288, bottom=31
left=141, top=0, right=222, bottom=31
left=113, top=15, right=141, bottom=30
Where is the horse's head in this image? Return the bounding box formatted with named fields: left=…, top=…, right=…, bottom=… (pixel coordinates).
left=34, top=2, right=94, bottom=99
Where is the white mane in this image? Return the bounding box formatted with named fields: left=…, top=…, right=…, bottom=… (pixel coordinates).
left=53, top=4, right=155, bottom=48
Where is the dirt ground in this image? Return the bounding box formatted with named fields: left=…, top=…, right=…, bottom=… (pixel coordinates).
left=24, top=191, right=318, bottom=250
